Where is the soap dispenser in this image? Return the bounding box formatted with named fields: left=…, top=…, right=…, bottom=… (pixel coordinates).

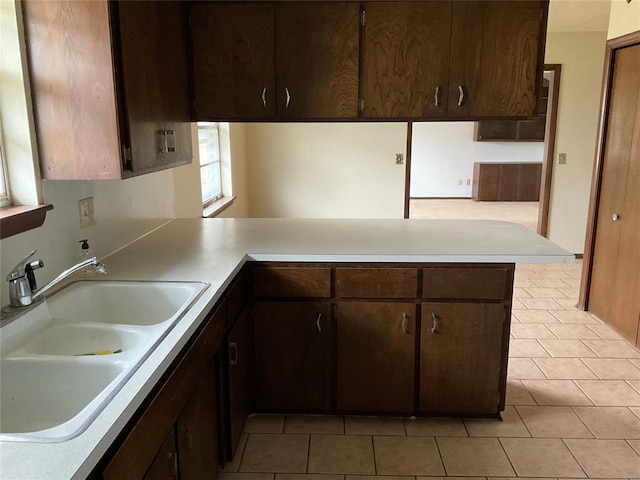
left=78, top=239, right=96, bottom=278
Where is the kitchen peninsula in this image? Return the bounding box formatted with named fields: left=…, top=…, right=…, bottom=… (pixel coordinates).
left=0, top=219, right=573, bottom=480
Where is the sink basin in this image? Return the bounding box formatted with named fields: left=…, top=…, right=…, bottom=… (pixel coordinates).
left=0, top=280, right=207, bottom=442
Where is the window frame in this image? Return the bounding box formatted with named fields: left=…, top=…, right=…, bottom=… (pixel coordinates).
left=197, top=122, right=223, bottom=207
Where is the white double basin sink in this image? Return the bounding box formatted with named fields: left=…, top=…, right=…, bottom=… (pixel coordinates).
left=0, top=280, right=207, bottom=443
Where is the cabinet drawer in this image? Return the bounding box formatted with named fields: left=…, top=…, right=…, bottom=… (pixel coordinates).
left=252, top=266, right=331, bottom=298
left=336, top=268, right=418, bottom=298
left=423, top=267, right=509, bottom=300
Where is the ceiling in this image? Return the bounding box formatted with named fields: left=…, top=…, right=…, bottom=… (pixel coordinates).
left=547, top=0, right=612, bottom=32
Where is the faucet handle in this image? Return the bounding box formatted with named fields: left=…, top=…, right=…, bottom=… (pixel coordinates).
left=6, top=250, right=41, bottom=281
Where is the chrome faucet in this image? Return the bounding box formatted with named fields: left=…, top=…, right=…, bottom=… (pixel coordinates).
left=6, top=250, right=107, bottom=307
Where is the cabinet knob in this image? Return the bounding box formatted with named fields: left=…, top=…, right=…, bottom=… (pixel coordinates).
left=457, top=85, right=465, bottom=106
left=431, top=312, right=439, bottom=334
left=612, top=213, right=620, bottom=221
left=401, top=313, right=409, bottom=335
left=285, top=87, right=291, bottom=108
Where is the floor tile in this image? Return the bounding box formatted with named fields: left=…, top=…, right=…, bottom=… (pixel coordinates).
left=347, top=477, right=409, bottom=480
left=308, top=435, right=375, bottom=475
left=582, top=358, right=640, bottom=380
left=437, top=437, right=515, bottom=477
left=565, top=438, right=640, bottom=478
left=582, top=339, right=640, bottom=358
left=509, top=339, right=550, bottom=358
left=574, top=406, right=640, bottom=439
left=219, top=474, right=274, bottom=480
left=500, top=438, right=585, bottom=477
left=505, top=380, right=537, bottom=405
left=245, top=414, right=286, bottom=433
left=558, top=287, right=579, bottom=299
left=513, top=287, right=532, bottom=298
left=344, top=416, right=405, bottom=436
left=464, top=406, right=530, bottom=437
left=222, top=434, right=248, bottom=472
left=278, top=476, right=342, bottom=480
left=374, top=436, right=444, bottom=476
left=520, top=298, right=565, bottom=310
left=538, top=339, right=597, bottom=358
left=508, top=358, right=547, bottom=379
left=285, top=415, right=344, bottom=434
left=511, top=298, right=526, bottom=310
left=530, top=277, right=573, bottom=288
left=417, top=478, right=485, bottom=480
left=240, top=434, right=309, bottom=473
left=630, top=380, right=640, bottom=395
left=515, top=406, right=592, bottom=438
left=513, top=310, right=559, bottom=324
left=514, top=278, right=537, bottom=288
left=554, top=298, right=578, bottom=309
left=524, top=287, right=567, bottom=298
left=576, top=380, right=640, bottom=406
left=511, top=324, right=557, bottom=339
left=404, top=417, right=467, bottom=436
left=546, top=324, right=600, bottom=339
left=550, top=310, right=599, bottom=324
left=629, top=438, right=640, bottom=455
left=588, top=323, right=625, bottom=340
left=533, top=358, right=597, bottom=380
left=522, top=380, right=593, bottom=406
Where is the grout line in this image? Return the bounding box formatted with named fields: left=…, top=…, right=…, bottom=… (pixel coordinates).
left=305, top=433, right=310, bottom=473
left=512, top=405, right=534, bottom=438
left=496, top=437, right=519, bottom=476
left=560, top=437, right=589, bottom=478
left=433, top=436, right=447, bottom=476
left=370, top=434, right=377, bottom=476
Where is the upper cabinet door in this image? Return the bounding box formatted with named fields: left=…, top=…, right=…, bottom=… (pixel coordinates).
left=115, top=1, right=193, bottom=175
left=362, top=2, right=451, bottom=119
left=275, top=3, right=360, bottom=119
left=448, top=1, right=547, bottom=118
left=190, top=3, right=277, bottom=120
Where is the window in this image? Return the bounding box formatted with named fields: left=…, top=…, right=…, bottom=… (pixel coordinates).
left=198, top=122, right=222, bottom=205
left=0, top=137, right=11, bottom=207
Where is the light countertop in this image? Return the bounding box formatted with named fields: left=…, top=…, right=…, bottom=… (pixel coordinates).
left=0, top=218, right=573, bottom=480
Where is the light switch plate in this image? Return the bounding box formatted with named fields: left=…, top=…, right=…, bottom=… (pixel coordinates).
left=559, top=153, right=567, bottom=164
left=395, top=153, right=404, bottom=165
left=79, top=197, right=96, bottom=229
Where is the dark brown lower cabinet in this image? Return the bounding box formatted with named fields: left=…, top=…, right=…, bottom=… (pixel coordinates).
left=336, top=302, right=416, bottom=413
left=225, top=307, right=253, bottom=460
left=254, top=301, right=333, bottom=411
left=472, top=162, right=542, bottom=201
left=420, top=302, right=507, bottom=415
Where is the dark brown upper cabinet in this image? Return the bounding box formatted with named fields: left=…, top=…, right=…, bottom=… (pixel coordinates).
left=361, top=1, right=452, bottom=119
left=190, top=2, right=360, bottom=121
left=190, top=3, right=277, bottom=120
left=361, top=0, right=547, bottom=120
left=23, top=0, right=192, bottom=180
left=447, top=1, right=547, bottom=118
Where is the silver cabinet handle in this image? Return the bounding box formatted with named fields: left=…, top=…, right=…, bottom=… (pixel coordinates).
left=434, top=86, right=440, bottom=107
left=431, top=312, right=439, bottom=334
left=261, top=87, right=267, bottom=108
left=316, top=312, right=322, bottom=332
left=229, top=342, right=238, bottom=365
left=612, top=213, right=620, bottom=221
left=401, top=313, right=409, bottom=335
left=285, top=87, right=291, bottom=108
left=457, top=85, right=465, bottom=106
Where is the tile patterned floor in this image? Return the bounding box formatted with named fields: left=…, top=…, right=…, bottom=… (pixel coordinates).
left=220, top=261, right=640, bottom=480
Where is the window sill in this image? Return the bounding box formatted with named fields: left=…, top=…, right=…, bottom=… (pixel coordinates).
left=0, top=204, right=54, bottom=239
left=203, top=196, right=236, bottom=218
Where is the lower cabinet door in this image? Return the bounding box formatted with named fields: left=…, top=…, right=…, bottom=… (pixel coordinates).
left=254, top=301, right=333, bottom=411
left=176, top=361, right=219, bottom=479
left=143, top=428, right=179, bottom=480
left=226, top=307, right=253, bottom=460
left=420, top=302, right=507, bottom=415
left=336, top=302, right=416, bottom=413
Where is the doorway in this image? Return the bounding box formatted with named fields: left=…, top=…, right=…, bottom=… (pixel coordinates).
left=404, top=65, right=562, bottom=238
left=580, top=33, right=640, bottom=346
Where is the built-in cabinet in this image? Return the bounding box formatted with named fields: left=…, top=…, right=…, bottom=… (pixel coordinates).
left=22, top=0, right=192, bottom=180
left=190, top=0, right=548, bottom=121
left=191, top=2, right=359, bottom=120
left=362, top=1, right=547, bottom=119
left=472, top=162, right=542, bottom=201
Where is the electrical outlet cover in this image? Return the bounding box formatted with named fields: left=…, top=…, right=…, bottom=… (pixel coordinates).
left=79, top=197, right=96, bottom=229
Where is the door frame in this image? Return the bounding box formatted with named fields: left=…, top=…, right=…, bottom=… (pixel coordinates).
left=579, top=31, right=640, bottom=310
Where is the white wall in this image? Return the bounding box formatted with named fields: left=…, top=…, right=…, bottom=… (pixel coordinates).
left=544, top=31, right=607, bottom=253
left=245, top=123, right=407, bottom=218
left=0, top=172, right=175, bottom=306
left=608, top=0, right=640, bottom=39
left=410, top=123, right=544, bottom=197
